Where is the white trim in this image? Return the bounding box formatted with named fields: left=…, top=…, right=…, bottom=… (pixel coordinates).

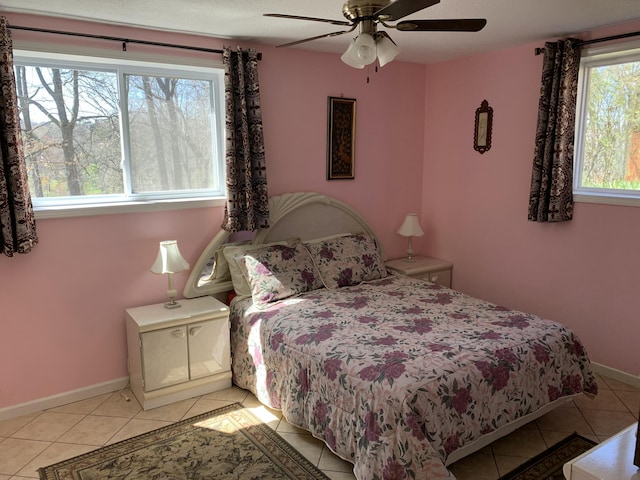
left=34, top=196, right=226, bottom=219
left=0, top=377, right=129, bottom=421
left=573, top=193, right=640, bottom=208
left=573, top=41, right=640, bottom=205
left=15, top=47, right=227, bottom=216
left=1, top=362, right=638, bottom=421
left=590, top=362, right=640, bottom=389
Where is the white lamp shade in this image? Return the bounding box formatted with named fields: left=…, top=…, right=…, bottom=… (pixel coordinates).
left=341, top=33, right=376, bottom=67
left=377, top=35, right=401, bottom=67
left=150, top=240, right=190, bottom=274
left=397, top=214, right=424, bottom=237
left=341, top=39, right=365, bottom=69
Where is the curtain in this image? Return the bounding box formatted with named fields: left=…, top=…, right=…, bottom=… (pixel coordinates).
left=221, top=47, right=269, bottom=233
left=528, top=38, right=581, bottom=223
left=0, top=17, right=38, bottom=256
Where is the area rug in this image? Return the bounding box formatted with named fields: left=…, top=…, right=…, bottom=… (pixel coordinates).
left=39, top=402, right=330, bottom=480
left=498, top=432, right=597, bottom=480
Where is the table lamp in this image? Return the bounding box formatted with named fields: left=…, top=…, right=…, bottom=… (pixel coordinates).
left=397, top=213, right=424, bottom=262
left=150, top=240, right=190, bottom=309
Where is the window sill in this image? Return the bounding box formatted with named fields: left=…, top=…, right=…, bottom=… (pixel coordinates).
left=573, top=193, right=640, bottom=208
left=34, top=196, right=226, bottom=220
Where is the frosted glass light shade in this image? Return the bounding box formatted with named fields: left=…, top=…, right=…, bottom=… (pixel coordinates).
left=341, top=33, right=376, bottom=68
left=397, top=214, right=424, bottom=237
left=151, top=240, right=190, bottom=274
left=341, top=39, right=365, bottom=69
left=377, top=35, right=401, bottom=67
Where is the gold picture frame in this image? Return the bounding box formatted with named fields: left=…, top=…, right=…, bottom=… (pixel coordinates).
left=474, top=99, right=493, bottom=154
left=327, top=96, right=356, bottom=180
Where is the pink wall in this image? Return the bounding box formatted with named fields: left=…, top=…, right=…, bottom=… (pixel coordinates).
left=422, top=24, right=640, bottom=378
left=0, top=13, right=426, bottom=408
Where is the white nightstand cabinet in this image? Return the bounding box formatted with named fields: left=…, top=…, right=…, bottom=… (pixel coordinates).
left=563, top=423, right=639, bottom=480
left=385, top=256, right=453, bottom=288
left=126, top=295, right=231, bottom=410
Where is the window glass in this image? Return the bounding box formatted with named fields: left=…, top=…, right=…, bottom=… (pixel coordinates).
left=14, top=51, right=225, bottom=214
left=126, top=74, right=215, bottom=194
left=574, top=43, right=640, bottom=205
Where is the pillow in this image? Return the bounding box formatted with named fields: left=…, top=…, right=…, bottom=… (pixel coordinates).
left=222, top=241, right=288, bottom=297
left=301, top=232, right=353, bottom=244
left=209, top=240, right=251, bottom=281
left=304, top=233, right=387, bottom=289
left=237, top=241, right=324, bottom=305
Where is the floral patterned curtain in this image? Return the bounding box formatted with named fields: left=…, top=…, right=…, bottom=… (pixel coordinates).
left=221, top=47, right=269, bottom=233
left=528, top=38, right=581, bottom=223
left=0, top=17, right=38, bottom=256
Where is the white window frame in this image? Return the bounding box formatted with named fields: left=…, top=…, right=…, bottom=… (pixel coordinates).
left=573, top=39, right=640, bottom=207
left=14, top=44, right=227, bottom=219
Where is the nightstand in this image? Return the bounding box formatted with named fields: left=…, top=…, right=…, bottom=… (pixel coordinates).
left=385, top=255, right=453, bottom=288
left=563, top=423, right=638, bottom=479
left=125, top=295, right=231, bottom=410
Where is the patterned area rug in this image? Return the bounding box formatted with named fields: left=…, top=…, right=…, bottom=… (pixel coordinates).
left=39, top=402, right=330, bottom=480
left=498, top=433, right=596, bottom=480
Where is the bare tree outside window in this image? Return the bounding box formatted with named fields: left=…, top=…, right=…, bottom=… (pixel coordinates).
left=14, top=52, right=224, bottom=210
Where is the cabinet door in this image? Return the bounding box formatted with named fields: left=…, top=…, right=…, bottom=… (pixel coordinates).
left=188, top=318, right=230, bottom=380
left=429, top=270, right=451, bottom=288
left=141, top=327, right=189, bottom=391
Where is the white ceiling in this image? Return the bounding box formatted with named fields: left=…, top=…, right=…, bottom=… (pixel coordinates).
left=2, top=0, right=640, bottom=64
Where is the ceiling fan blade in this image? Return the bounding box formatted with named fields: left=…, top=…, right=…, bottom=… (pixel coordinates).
left=397, top=19, right=487, bottom=32
left=276, top=28, right=355, bottom=48
left=374, top=0, right=440, bottom=21
left=264, top=13, right=351, bottom=27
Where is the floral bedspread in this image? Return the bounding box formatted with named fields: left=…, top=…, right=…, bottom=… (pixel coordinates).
left=230, top=275, right=597, bottom=480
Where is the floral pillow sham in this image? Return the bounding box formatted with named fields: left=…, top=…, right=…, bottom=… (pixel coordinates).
left=236, top=241, right=324, bottom=306
left=304, top=233, right=387, bottom=289
left=222, top=241, right=288, bottom=297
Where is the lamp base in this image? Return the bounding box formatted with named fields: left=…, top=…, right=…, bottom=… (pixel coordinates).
left=164, top=300, right=182, bottom=309
left=403, top=256, right=417, bottom=263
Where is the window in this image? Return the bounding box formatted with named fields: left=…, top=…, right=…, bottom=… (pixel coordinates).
left=574, top=41, right=640, bottom=206
left=14, top=50, right=225, bottom=217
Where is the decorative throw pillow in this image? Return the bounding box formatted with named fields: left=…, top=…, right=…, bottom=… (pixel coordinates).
left=304, top=233, right=387, bottom=289
left=236, top=241, right=324, bottom=305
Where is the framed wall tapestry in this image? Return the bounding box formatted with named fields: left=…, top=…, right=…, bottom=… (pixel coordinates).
left=327, top=96, right=356, bottom=180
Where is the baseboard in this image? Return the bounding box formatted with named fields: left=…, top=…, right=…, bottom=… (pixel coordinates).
left=1, top=362, right=638, bottom=421
left=591, top=362, right=640, bottom=389
left=0, top=377, right=129, bottom=421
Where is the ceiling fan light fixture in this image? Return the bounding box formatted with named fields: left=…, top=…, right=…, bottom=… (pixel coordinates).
left=342, top=32, right=377, bottom=67
left=376, top=35, right=401, bottom=67
left=341, top=39, right=365, bottom=68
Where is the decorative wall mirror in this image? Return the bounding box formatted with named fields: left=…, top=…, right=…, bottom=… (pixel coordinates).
left=474, top=99, right=493, bottom=154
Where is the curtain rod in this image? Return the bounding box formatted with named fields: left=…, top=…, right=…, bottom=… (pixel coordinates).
left=535, top=29, right=640, bottom=55
left=8, top=24, right=262, bottom=60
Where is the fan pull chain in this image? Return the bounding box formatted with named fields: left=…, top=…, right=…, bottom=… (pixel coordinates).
left=365, top=64, right=381, bottom=84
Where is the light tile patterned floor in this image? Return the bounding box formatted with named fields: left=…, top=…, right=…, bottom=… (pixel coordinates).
left=0, top=374, right=638, bottom=480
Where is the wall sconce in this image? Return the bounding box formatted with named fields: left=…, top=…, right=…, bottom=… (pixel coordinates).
left=397, top=213, right=424, bottom=262
left=150, top=240, right=190, bottom=309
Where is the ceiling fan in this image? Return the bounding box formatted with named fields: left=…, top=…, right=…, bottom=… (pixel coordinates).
left=264, top=0, right=487, bottom=68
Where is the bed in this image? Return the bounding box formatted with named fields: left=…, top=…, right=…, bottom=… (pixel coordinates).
left=184, top=191, right=597, bottom=480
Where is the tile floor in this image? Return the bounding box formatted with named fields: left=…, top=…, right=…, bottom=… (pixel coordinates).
left=0, top=374, right=638, bottom=480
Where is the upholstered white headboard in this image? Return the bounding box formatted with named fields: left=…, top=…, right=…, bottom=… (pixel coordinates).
left=183, top=191, right=382, bottom=298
